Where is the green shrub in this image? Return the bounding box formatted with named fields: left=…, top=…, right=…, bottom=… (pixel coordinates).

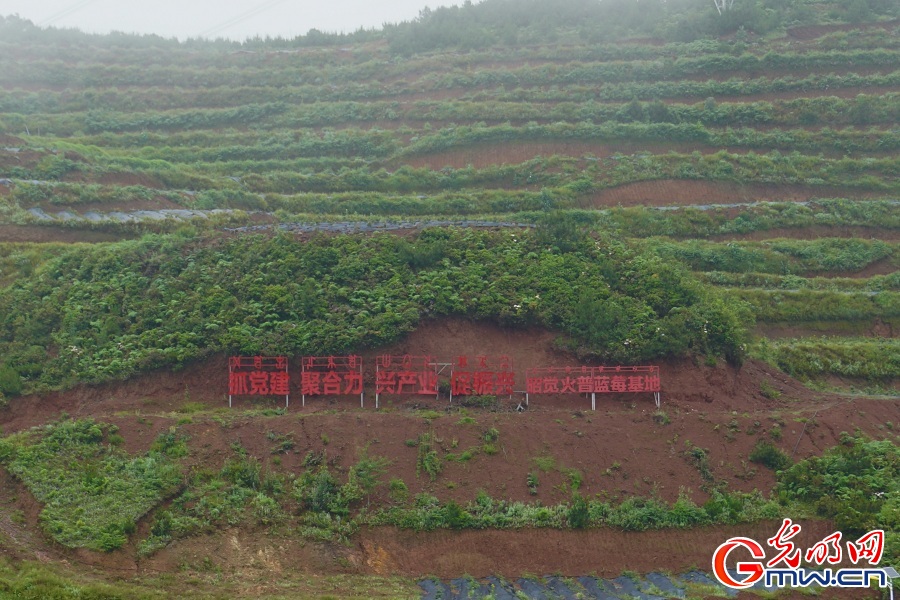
left=0, top=365, right=22, bottom=397
left=567, top=493, right=589, bottom=529
left=220, top=455, right=261, bottom=490
left=444, top=501, right=470, bottom=529
left=293, top=467, right=342, bottom=514
left=389, top=478, right=409, bottom=503
left=749, top=441, right=790, bottom=471
left=252, top=493, right=281, bottom=525
left=777, top=434, right=898, bottom=533
left=482, top=428, right=500, bottom=443
left=0, top=229, right=751, bottom=391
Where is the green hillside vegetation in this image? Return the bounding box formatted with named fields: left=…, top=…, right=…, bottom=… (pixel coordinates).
left=0, top=226, right=749, bottom=393
left=0, top=419, right=182, bottom=551
left=1, top=418, right=896, bottom=568
left=0, top=0, right=898, bottom=394
left=0, top=1, right=898, bottom=596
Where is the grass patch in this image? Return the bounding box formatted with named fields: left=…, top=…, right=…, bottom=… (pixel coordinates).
left=0, top=419, right=182, bottom=551
left=415, top=432, right=443, bottom=481
left=532, top=454, right=556, bottom=472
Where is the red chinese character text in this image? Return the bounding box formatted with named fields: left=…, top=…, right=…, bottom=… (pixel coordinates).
left=418, top=371, right=438, bottom=395
left=376, top=370, right=396, bottom=394
left=302, top=371, right=321, bottom=395
left=249, top=371, right=269, bottom=395
left=322, top=371, right=342, bottom=395
left=473, top=371, right=495, bottom=395
left=397, top=371, right=418, bottom=393
left=269, top=371, right=290, bottom=395
left=495, top=372, right=514, bottom=395
left=767, top=518, right=802, bottom=569
left=847, top=531, right=884, bottom=565
left=542, top=377, right=560, bottom=393
left=343, top=371, right=363, bottom=395
left=229, top=371, right=249, bottom=395
left=452, top=371, right=472, bottom=395
left=805, top=532, right=842, bottom=566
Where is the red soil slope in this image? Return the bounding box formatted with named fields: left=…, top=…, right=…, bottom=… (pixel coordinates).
left=0, top=319, right=896, bottom=582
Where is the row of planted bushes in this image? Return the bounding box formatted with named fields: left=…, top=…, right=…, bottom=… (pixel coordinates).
left=751, top=337, right=900, bottom=380
left=468, top=70, right=900, bottom=103
left=3, top=68, right=899, bottom=137
left=40, top=151, right=897, bottom=196
left=726, top=288, right=900, bottom=323
left=5, top=89, right=898, bottom=139
left=701, top=271, right=900, bottom=292
left=7, top=92, right=896, bottom=133
left=585, top=199, right=900, bottom=238
left=644, top=237, right=896, bottom=276
left=4, top=46, right=897, bottom=90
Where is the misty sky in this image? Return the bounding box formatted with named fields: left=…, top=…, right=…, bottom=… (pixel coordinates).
left=0, top=0, right=458, bottom=40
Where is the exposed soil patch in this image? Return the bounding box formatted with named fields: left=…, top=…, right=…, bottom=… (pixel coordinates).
left=830, top=256, right=898, bottom=279
left=2, top=320, right=894, bottom=516
left=589, top=180, right=883, bottom=208
left=353, top=520, right=842, bottom=579
left=0, top=467, right=54, bottom=564
left=135, top=520, right=848, bottom=581
left=0, top=135, right=26, bottom=147
left=0, top=148, right=45, bottom=172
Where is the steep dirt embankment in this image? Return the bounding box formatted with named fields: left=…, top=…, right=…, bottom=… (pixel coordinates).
left=0, top=319, right=896, bottom=581
left=0, top=318, right=841, bottom=433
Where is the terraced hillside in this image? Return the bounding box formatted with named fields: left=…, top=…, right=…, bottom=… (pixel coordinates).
left=1, top=7, right=897, bottom=394
left=0, top=0, right=898, bottom=598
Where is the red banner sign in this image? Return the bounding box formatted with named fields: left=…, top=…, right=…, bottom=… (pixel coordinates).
left=375, top=354, right=438, bottom=396
left=228, top=356, right=290, bottom=406
left=451, top=354, right=515, bottom=396
left=301, top=355, right=363, bottom=397
left=228, top=356, right=661, bottom=410
left=525, top=365, right=660, bottom=395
